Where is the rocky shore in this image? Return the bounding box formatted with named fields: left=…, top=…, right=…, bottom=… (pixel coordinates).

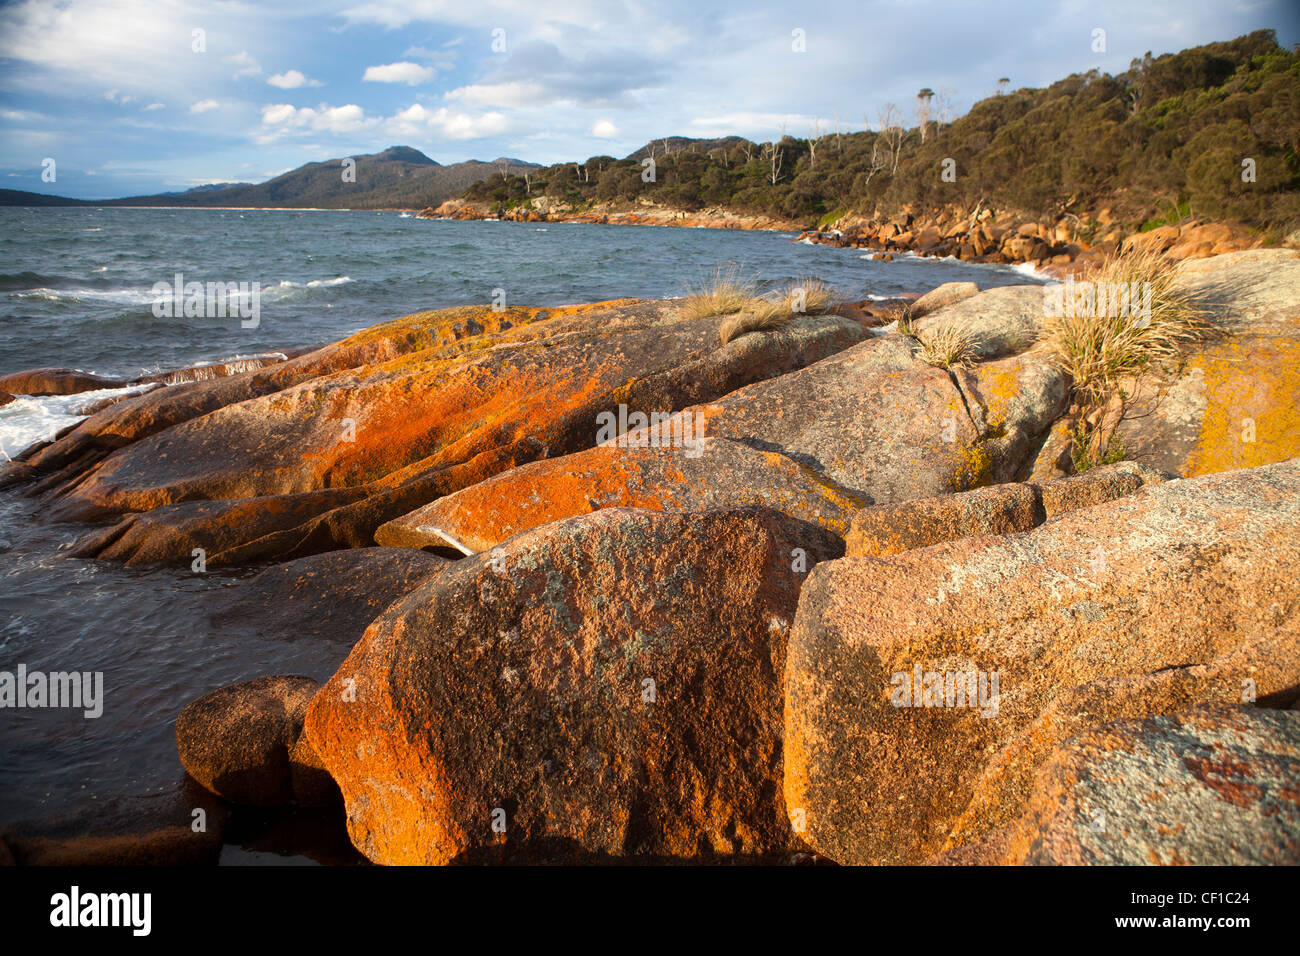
left=797, top=208, right=1279, bottom=277
left=421, top=196, right=1286, bottom=277
left=422, top=196, right=800, bottom=231
left=2, top=249, right=1298, bottom=865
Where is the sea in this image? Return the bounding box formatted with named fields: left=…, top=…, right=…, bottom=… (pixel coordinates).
left=0, top=207, right=1045, bottom=861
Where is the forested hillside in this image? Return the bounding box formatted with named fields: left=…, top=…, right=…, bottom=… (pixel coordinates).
left=462, top=31, right=1299, bottom=235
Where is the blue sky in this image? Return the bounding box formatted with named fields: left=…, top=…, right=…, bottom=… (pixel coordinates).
left=2, top=0, right=1297, bottom=200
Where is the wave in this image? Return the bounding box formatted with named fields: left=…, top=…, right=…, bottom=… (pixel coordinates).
left=10, top=276, right=356, bottom=307
left=13, top=286, right=166, bottom=306
left=0, top=383, right=157, bottom=460
left=275, top=276, right=354, bottom=289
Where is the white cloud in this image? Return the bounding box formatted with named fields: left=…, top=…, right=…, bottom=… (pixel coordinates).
left=260, top=102, right=376, bottom=137
left=591, top=118, right=618, bottom=138
left=190, top=99, right=220, bottom=114
left=362, top=61, right=436, bottom=85
left=445, top=81, right=545, bottom=108
left=384, top=103, right=509, bottom=140
left=143, top=102, right=165, bottom=111
left=225, top=51, right=262, bottom=78
left=268, top=70, right=322, bottom=89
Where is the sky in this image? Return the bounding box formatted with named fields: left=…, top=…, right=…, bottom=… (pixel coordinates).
left=1, top=0, right=1297, bottom=200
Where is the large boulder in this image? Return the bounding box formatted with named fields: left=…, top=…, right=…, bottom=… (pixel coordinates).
left=784, top=458, right=1300, bottom=865
left=611, top=330, right=1067, bottom=505
left=375, top=300, right=1068, bottom=554
left=377, top=436, right=870, bottom=552
left=307, top=506, right=843, bottom=865
left=176, top=675, right=322, bottom=806
left=1001, top=707, right=1300, bottom=865
left=1114, top=249, right=1300, bottom=477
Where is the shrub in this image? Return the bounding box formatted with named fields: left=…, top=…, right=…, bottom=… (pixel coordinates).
left=1070, top=419, right=1129, bottom=472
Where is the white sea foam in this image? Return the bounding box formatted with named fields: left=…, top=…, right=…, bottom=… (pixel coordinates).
left=1009, top=260, right=1045, bottom=279
left=14, top=286, right=166, bottom=306
left=13, top=276, right=354, bottom=308
left=0, top=383, right=156, bottom=460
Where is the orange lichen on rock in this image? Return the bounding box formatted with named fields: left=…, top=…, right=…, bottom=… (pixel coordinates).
left=377, top=437, right=870, bottom=553
left=1184, top=337, right=1300, bottom=476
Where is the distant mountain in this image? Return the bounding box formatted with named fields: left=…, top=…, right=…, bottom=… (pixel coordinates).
left=0, top=188, right=91, bottom=207
left=181, top=182, right=255, bottom=194
left=0, top=146, right=541, bottom=209
left=108, top=146, right=541, bottom=209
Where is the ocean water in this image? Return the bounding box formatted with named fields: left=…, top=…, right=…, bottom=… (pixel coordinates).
left=0, top=208, right=1044, bottom=856
left=0, top=207, right=1042, bottom=457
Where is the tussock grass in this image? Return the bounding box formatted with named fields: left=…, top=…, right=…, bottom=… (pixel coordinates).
left=679, top=264, right=761, bottom=321
left=719, top=301, right=793, bottom=345
left=1044, top=246, right=1209, bottom=406
left=916, top=321, right=982, bottom=369
left=683, top=268, right=845, bottom=344
left=772, top=277, right=839, bottom=316
left=1046, top=246, right=1209, bottom=472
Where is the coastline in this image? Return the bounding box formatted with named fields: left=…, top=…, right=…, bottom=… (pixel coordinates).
left=420, top=197, right=1282, bottom=277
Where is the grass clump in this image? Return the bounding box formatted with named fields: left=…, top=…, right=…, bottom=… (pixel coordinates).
left=1046, top=245, right=1209, bottom=473
left=772, top=277, right=839, bottom=316
left=1044, top=246, right=1208, bottom=407
left=916, top=321, right=982, bottom=369
left=719, top=300, right=793, bottom=345
left=679, top=264, right=761, bottom=321
left=682, top=268, right=845, bottom=345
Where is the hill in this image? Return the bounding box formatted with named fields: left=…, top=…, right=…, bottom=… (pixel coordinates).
left=0, top=146, right=540, bottom=209
left=110, top=146, right=540, bottom=209
left=461, top=30, right=1300, bottom=237
left=0, top=189, right=92, bottom=207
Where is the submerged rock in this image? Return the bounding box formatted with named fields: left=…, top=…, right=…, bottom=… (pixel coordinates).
left=0, top=776, right=228, bottom=865
left=207, top=547, right=447, bottom=644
